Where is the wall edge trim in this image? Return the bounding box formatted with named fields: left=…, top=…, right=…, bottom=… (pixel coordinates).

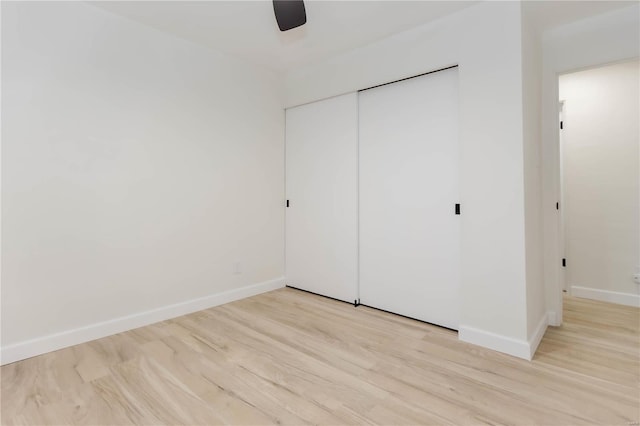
left=570, top=285, right=640, bottom=308
left=528, top=312, right=549, bottom=359
left=0, top=277, right=285, bottom=365
left=547, top=310, right=560, bottom=326
left=458, top=325, right=532, bottom=360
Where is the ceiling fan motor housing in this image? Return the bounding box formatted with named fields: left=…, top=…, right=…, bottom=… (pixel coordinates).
left=273, top=0, right=307, bottom=31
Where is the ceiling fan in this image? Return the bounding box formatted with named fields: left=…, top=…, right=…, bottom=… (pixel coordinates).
left=273, top=0, right=307, bottom=31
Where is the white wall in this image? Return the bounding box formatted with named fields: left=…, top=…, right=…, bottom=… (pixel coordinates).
left=521, top=4, right=547, bottom=349
left=559, top=60, right=639, bottom=306
left=541, top=5, right=640, bottom=323
left=1, top=2, right=285, bottom=363
left=286, top=2, right=534, bottom=358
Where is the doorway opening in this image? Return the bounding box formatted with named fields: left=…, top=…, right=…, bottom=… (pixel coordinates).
left=557, top=59, right=639, bottom=309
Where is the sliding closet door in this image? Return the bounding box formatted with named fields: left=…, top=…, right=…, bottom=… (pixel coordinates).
left=285, top=93, right=358, bottom=303
left=359, top=68, right=460, bottom=329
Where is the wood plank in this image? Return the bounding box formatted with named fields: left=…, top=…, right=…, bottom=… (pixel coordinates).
left=2, top=289, right=638, bottom=425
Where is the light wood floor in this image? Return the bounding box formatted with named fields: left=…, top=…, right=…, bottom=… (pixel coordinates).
left=2, top=288, right=639, bottom=425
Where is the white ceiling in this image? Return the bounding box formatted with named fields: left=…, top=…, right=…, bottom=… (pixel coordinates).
left=91, top=1, right=636, bottom=73
left=91, top=1, right=477, bottom=71
left=525, top=0, right=636, bottom=32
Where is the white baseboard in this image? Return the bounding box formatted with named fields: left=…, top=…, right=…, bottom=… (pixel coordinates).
left=1, top=277, right=285, bottom=366
left=458, top=326, right=531, bottom=360
left=571, top=286, right=640, bottom=308
left=528, top=313, right=548, bottom=360
left=459, top=313, right=548, bottom=361
left=547, top=310, right=560, bottom=327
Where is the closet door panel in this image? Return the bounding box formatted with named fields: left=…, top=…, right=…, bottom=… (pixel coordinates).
left=285, top=93, right=358, bottom=303
left=359, top=68, right=460, bottom=329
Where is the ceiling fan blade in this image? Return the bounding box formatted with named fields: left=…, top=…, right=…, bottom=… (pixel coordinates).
left=273, top=0, right=306, bottom=32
